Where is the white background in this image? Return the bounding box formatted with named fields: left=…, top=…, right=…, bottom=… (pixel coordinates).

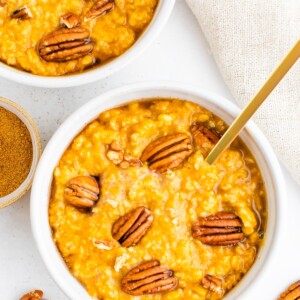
left=0, top=1, right=299, bottom=299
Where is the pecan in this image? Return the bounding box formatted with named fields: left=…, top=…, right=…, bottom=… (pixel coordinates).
left=121, top=260, right=178, bottom=295
left=38, top=27, right=93, bottom=62
left=85, top=0, right=115, bottom=21
left=120, top=154, right=142, bottom=169
left=278, top=280, right=300, bottom=300
left=110, top=140, right=123, bottom=151
left=60, top=13, right=81, bottom=28
left=192, top=212, right=244, bottom=246
left=141, top=133, right=193, bottom=173
left=107, top=142, right=124, bottom=165
left=191, top=123, right=220, bottom=156
left=64, top=176, right=100, bottom=208
left=202, top=275, right=223, bottom=294
left=112, top=206, right=153, bottom=247
left=92, top=238, right=114, bottom=250
left=11, top=5, right=32, bottom=19
left=107, top=142, right=142, bottom=168
left=20, top=290, right=43, bottom=300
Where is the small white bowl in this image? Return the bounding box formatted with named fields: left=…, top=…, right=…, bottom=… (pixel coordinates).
left=31, top=82, right=285, bottom=299
left=0, top=2, right=175, bottom=88
left=0, top=97, right=41, bottom=208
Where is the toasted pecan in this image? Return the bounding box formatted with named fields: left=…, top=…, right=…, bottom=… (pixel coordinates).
left=19, top=290, right=43, bottom=300
left=192, top=212, right=244, bottom=246
left=107, top=142, right=142, bottom=168
left=190, top=123, right=220, bottom=156
left=121, top=154, right=142, bottom=168
left=141, top=133, right=193, bottom=173
left=92, top=238, right=114, bottom=250
left=64, top=176, right=100, bottom=208
left=107, top=148, right=124, bottom=165
left=202, top=275, right=223, bottom=294
left=121, top=260, right=178, bottom=295
left=112, top=206, right=153, bottom=247
left=11, top=5, right=32, bottom=19
left=60, top=12, right=81, bottom=28
left=38, top=27, right=93, bottom=62
left=278, top=280, right=300, bottom=300
left=85, top=0, right=115, bottom=21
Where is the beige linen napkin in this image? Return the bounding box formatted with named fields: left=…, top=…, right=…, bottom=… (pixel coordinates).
left=186, top=0, right=300, bottom=184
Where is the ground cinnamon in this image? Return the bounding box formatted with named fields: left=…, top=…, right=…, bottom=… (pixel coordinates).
left=0, top=107, right=33, bottom=197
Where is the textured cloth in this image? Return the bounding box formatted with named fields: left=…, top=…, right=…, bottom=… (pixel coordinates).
left=186, top=0, right=300, bottom=184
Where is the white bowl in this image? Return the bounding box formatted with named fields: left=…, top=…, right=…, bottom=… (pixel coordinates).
left=0, top=2, right=175, bottom=88
left=31, top=82, right=285, bottom=299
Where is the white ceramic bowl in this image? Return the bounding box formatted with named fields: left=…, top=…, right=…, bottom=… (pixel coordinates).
left=31, top=82, right=285, bottom=299
left=0, top=2, right=175, bottom=88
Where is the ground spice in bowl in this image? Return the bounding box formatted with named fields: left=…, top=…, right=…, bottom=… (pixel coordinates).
left=0, top=107, right=33, bottom=197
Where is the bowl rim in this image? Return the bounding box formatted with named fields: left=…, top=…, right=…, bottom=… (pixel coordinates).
left=0, top=1, right=175, bottom=88
left=0, top=97, right=42, bottom=208
left=30, top=81, right=286, bottom=299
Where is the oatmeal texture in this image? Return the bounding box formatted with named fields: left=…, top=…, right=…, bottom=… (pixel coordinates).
left=0, top=0, right=157, bottom=75
left=49, top=99, right=267, bottom=300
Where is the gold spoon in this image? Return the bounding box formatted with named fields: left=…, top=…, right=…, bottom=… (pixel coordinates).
left=206, top=39, right=300, bottom=165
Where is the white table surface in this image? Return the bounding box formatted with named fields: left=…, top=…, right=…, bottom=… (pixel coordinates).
left=0, top=1, right=299, bottom=299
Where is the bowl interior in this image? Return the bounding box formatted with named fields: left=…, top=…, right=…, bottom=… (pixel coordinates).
left=0, top=98, right=41, bottom=208
left=0, top=1, right=175, bottom=88
left=31, top=83, right=284, bottom=299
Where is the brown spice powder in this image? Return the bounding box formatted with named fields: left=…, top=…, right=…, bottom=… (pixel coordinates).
left=0, top=107, right=33, bottom=197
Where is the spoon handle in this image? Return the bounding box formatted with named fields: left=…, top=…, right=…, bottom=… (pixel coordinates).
left=206, top=39, right=300, bottom=165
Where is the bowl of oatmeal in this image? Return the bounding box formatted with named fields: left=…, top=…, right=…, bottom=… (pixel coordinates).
left=31, top=82, right=285, bottom=299
left=0, top=1, right=175, bottom=87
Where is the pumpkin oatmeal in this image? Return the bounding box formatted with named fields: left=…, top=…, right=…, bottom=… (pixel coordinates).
left=49, top=99, right=267, bottom=299
left=0, top=0, right=158, bottom=76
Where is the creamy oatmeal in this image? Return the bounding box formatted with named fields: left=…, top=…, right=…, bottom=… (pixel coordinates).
left=0, top=0, right=158, bottom=76
left=49, top=99, right=267, bottom=299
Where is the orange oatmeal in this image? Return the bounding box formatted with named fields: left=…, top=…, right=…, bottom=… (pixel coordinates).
left=49, top=99, right=267, bottom=300
left=0, top=0, right=158, bottom=76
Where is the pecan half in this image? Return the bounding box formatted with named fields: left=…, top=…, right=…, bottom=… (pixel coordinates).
left=64, top=176, right=100, bottom=208
left=192, top=212, right=244, bottom=246
left=20, top=290, right=43, bottom=300
left=191, top=123, right=220, bottom=156
left=38, top=27, right=93, bottom=62
left=11, top=5, right=32, bottom=19
left=112, top=206, right=153, bottom=247
left=278, top=280, right=300, bottom=300
left=121, top=260, right=178, bottom=295
left=202, top=275, right=223, bottom=294
left=85, top=0, right=115, bottom=21
left=60, top=13, right=81, bottom=28
left=141, top=133, right=193, bottom=173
